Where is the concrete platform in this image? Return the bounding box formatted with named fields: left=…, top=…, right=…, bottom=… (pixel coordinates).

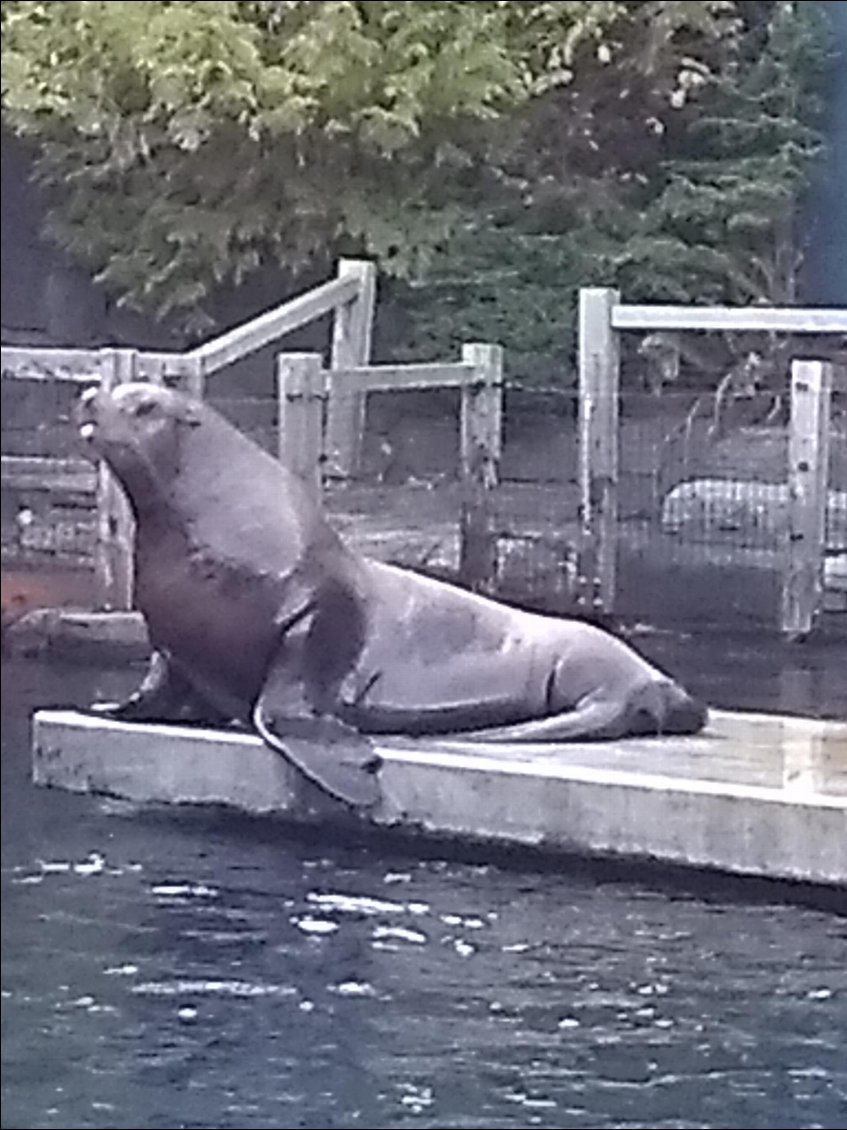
left=6, top=609, right=149, bottom=660
left=32, top=709, right=847, bottom=886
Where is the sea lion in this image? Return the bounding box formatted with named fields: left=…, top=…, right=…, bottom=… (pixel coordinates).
left=77, top=382, right=707, bottom=808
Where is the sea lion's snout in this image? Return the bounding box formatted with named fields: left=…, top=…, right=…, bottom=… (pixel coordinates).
left=75, top=383, right=177, bottom=448
left=75, top=383, right=152, bottom=464
left=74, top=382, right=207, bottom=490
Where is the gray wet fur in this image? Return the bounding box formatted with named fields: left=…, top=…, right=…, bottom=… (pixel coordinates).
left=77, top=382, right=707, bottom=808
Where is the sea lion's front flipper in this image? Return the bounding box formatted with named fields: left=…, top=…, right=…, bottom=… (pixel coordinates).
left=89, top=650, right=229, bottom=725
left=254, top=706, right=381, bottom=809
left=254, top=652, right=381, bottom=810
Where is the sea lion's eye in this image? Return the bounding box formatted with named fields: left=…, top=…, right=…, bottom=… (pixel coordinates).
left=133, top=399, right=158, bottom=418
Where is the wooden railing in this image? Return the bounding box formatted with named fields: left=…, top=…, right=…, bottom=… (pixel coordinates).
left=2, top=260, right=376, bottom=610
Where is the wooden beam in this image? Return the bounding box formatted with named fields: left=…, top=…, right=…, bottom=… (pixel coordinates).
left=459, top=344, right=502, bottom=488
left=612, top=304, right=847, bottom=334
left=1, top=455, right=96, bottom=494
left=1, top=347, right=101, bottom=382
left=185, top=274, right=359, bottom=375
left=458, top=343, right=503, bottom=593
left=330, top=361, right=476, bottom=393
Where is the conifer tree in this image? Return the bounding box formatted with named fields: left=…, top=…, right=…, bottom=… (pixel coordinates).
left=395, top=1, right=829, bottom=383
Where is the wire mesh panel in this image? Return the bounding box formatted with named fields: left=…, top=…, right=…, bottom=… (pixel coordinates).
left=327, top=387, right=466, bottom=578
left=209, top=382, right=584, bottom=605
left=614, top=330, right=847, bottom=629
left=1, top=373, right=99, bottom=574
left=492, top=388, right=580, bottom=610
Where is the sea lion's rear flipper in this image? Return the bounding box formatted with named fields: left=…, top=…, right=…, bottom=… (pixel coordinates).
left=458, top=695, right=629, bottom=742
left=461, top=680, right=708, bottom=742
left=88, top=650, right=229, bottom=724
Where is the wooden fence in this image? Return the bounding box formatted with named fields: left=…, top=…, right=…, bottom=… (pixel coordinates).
left=2, top=260, right=376, bottom=610
left=5, top=265, right=845, bottom=634
left=577, top=287, right=847, bottom=636
left=277, top=343, right=504, bottom=589
left=2, top=258, right=504, bottom=606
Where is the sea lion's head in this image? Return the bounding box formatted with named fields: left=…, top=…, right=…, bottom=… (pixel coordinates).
left=76, top=382, right=203, bottom=504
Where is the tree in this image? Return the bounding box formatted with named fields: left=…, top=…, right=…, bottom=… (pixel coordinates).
left=3, top=2, right=825, bottom=377
left=2, top=0, right=627, bottom=331
left=2, top=0, right=742, bottom=338
left=644, top=0, right=830, bottom=306
left=390, top=1, right=830, bottom=383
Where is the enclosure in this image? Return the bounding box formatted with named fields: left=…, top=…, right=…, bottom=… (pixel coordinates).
left=2, top=264, right=846, bottom=637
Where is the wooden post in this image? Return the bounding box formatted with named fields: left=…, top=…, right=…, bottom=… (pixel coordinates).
left=182, top=354, right=205, bottom=399
left=326, top=259, right=377, bottom=480
left=277, top=352, right=326, bottom=495
left=577, top=287, right=620, bottom=615
left=780, top=359, right=832, bottom=639
left=459, top=343, right=503, bottom=592
left=95, top=349, right=137, bottom=611
left=135, top=352, right=164, bottom=385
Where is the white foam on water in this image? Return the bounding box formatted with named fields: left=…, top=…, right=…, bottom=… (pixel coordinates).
left=132, top=979, right=296, bottom=999
left=150, top=883, right=218, bottom=898
left=307, top=892, right=408, bottom=916
left=294, top=917, right=339, bottom=935
left=372, top=925, right=427, bottom=945
left=330, top=981, right=375, bottom=997
left=73, top=854, right=106, bottom=876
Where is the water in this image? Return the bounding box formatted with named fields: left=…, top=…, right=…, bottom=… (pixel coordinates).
left=2, top=653, right=846, bottom=1130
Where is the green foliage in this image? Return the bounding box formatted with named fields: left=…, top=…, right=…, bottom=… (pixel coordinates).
left=647, top=0, right=829, bottom=305
left=1, top=0, right=625, bottom=331
left=393, top=1, right=830, bottom=383
left=1, top=1, right=830, bottom=373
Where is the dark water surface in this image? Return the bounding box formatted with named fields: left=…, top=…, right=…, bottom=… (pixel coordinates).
left=2, top=649, right=846, bottom=1130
